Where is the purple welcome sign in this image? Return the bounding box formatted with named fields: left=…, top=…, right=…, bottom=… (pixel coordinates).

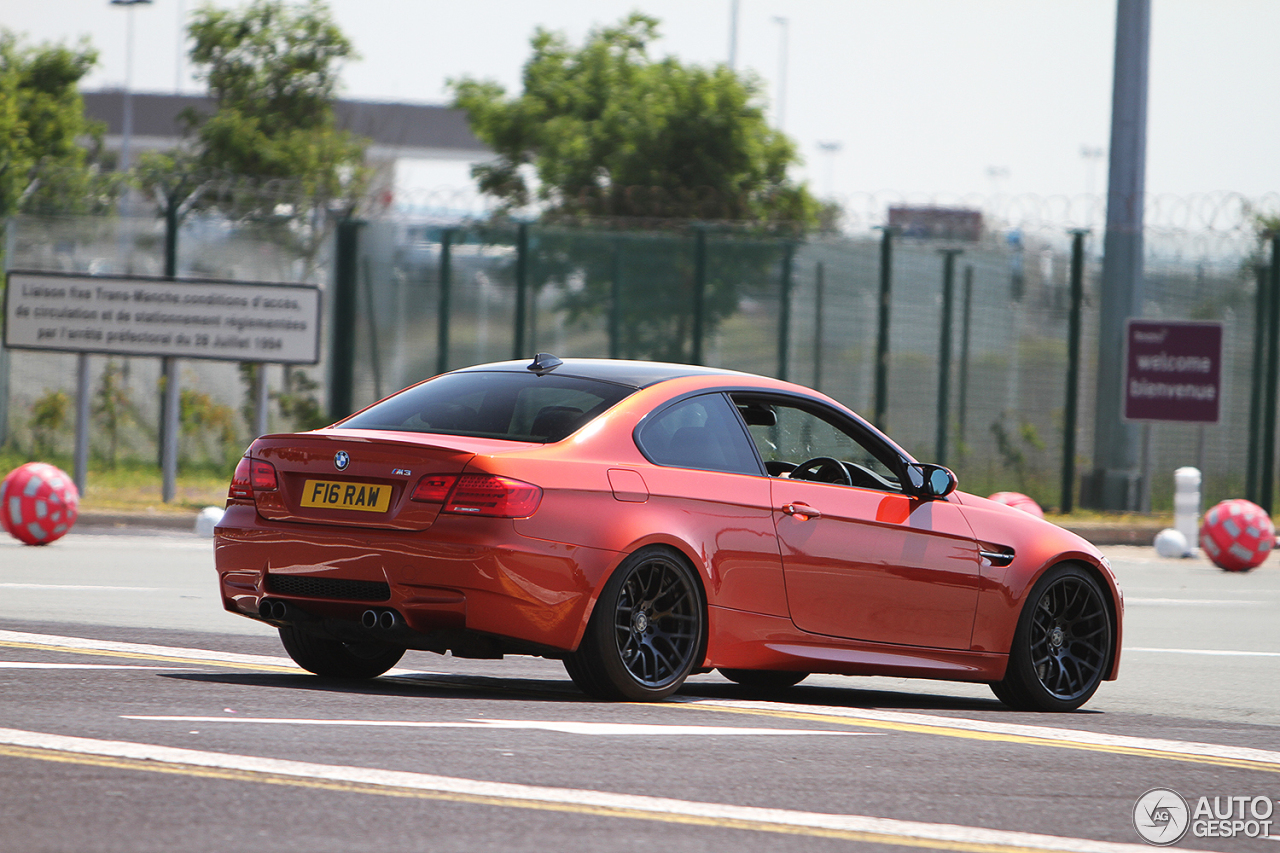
left=1124, top=320, right=1223, bottom=424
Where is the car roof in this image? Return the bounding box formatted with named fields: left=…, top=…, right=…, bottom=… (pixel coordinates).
left=451, top=357, right=757, bottom=389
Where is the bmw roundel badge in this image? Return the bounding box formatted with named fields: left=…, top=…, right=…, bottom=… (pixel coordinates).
left=334, top=451, right=350, bottom=470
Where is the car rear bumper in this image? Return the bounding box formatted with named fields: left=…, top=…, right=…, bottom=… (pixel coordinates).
left=213, top=503, right=620, bottom=653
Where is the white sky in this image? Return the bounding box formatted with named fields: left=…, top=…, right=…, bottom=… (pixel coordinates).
left=4, top=0, right=1279, bottom=206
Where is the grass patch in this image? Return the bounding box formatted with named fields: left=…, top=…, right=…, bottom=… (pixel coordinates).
left=0, top=452, right=230, bottom=514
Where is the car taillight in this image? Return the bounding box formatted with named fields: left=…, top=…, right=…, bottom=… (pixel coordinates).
left=410, top=472, right=541, bottom=518
left=411, top=473, right=457, bottom=503
left=228, top=457, right=253, bottom=500
left=446, top=474, right=542, bottom=517
left=251, top=460, right=278, bottom=491
left=228, top=457, right=277, bottom=501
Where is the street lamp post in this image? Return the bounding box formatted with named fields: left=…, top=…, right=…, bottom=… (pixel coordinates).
left=1080, top=145, right=1106, bottom=228
left=111, top=0, right=153, bottom=175
left=728, top=0, right=739, bottom=70
left=817, top=141, right=842, bottom=198
left=107, top=0, right=162, bottom=499
left=771, top=16, right=789, bottom=130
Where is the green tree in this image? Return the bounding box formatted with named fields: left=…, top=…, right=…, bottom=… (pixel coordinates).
left=184, top=0, right=366, bottom=211
left=138, top=0, right=369, bottom=274
left=0, top=31, right=119, bottom=221
left=449, top=15, right=819, bottom=363
left=449, top=13, right=818, bottom=225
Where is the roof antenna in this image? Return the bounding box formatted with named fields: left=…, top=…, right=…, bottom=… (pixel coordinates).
left=527, top=353, right=563, bottom=376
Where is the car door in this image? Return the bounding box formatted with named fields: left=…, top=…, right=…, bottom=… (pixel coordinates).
left=733, top=394, right=983, bottom=651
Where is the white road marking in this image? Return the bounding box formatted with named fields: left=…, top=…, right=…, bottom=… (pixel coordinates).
left=1126, top=647, right=1280, bottom=658
left=0, top=629, right=295, bottom=668
left=121, top=716, right=875, bottom=737
left=675, top=698, right=1280, bottom=770
left=1125, top=598, right=1268, bottom=606
left=8, top=629, right=1279, bottom=770
left=0, top=584, right=165, bottom=591
left=0, top=662, right=168, bottom=670
left=0, top=534, right=210, bottom=550
left=0, top=727, right=1193, bottom=853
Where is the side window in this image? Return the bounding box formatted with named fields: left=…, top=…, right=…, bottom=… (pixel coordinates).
left=733, top=396, right=902, bottom=491
left=638, top=394, right=761, bottom=475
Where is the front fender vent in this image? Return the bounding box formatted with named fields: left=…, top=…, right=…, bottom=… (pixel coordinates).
left=978, top=545, right=1015, bottom=568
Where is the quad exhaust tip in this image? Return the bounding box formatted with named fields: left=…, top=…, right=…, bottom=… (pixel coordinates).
left=362, top=609, right=400, bottom=632
left=258, top=598, right=290, bottom=622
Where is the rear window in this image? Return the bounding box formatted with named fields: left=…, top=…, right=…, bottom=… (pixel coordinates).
left=337, top=371, right=634, bottom=442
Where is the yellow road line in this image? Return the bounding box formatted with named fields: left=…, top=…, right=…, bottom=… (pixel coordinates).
left=8, top=630, right=1277, bottom=776
left=0, top=737, right=1168, bottom=853
left=0, top=640, right=299, bottom=673
left=666, top=702, right=1280, bottom=774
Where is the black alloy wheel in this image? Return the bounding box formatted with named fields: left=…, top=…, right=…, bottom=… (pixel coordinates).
left=565, top=546, right=704, bottom=701
left=992, top=565, right=1113, bottom=712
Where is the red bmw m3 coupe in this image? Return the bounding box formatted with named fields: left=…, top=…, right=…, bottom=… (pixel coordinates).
left=214, top=355, right=1121, bottom=711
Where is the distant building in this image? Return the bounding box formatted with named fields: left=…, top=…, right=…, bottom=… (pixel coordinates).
left=887, top=205, right=983, bottom=242
left=81, top=91, right=492, bottom=208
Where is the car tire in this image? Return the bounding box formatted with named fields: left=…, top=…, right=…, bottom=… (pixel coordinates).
left=718, top=669, right=808, bottom=691
left=278, top=625, right=405, bottom=679
left=567, top=546, right=704, bottom=701
left=991, top=564, right=1114, bottom=712
left=562, top=651, right=609, bottom=696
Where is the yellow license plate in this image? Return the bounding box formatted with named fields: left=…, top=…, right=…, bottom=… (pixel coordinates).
left=300, top=479, right=393, bottom=513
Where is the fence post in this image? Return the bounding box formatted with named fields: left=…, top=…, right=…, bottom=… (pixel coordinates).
left=777, top=241, right=794, bottom=381
left=328, top=217, right=362, bottom=422
left=161, top=348, right=180, bottom=503
left=813, top=261, right=825, bottom=391
left=691, top=227, right=707, bottom=365
left=436, top=229, right=453, bottom=376
left=1261, top=235, right=1280, bottom=514
left=610, top=238, right=623, bottom=359
left=1246, top=262, right=1268, bottom=504
left=1061, top=230, right=1088, bottom=514
left=874, top=226, right=894, bottom=431
left=513, top=223, right=528, bottom=359
left=958, top=264, right=974, bottom=445
left=157, top=198, right=179, bottom=472
left=73, top=355, right=90, bottom=496
left=936, top=249, right=962, bottom=465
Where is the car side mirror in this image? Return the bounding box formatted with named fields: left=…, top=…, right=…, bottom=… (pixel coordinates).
left=906, top=463, right=958, bottom=499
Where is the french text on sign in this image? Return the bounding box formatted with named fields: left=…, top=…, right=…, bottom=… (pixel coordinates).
left=4, top=271, right=321, bottom=364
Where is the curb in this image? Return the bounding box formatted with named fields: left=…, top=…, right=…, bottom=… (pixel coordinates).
left=1060, top=525, right=1165, bottom=547
left=75, top=510, right=202, bottom=531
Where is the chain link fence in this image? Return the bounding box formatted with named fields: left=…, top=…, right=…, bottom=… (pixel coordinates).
left=1, top=210, right=333, bottom=471
left=2, top=189, right=1275, bottom=510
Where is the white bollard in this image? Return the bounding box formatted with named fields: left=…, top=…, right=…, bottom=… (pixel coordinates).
left=1173, top=466, right=1201, bottom=556
left=195, top=506, right=225, bottom=538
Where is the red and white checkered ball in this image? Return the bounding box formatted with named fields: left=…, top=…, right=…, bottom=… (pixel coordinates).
left=1200, top=499, right=1274, bottom=572
left=1, top=462, right=79, bottom=546
left=988, top=491, right=1044, bottom=519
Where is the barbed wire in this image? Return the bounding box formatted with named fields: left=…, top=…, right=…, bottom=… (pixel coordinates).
left=13, top=169, right=1277, bottom=264
left=382, top=183, right=1278, bottom=240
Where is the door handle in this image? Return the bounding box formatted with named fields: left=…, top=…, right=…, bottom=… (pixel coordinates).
left=782, top=503, right=821, bottom=520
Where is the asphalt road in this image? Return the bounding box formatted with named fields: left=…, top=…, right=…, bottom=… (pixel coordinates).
left=1, top=529, right=1278, bottom=852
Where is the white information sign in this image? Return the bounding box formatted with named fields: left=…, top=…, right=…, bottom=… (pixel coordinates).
left=4, top=271, right=321, bottom=364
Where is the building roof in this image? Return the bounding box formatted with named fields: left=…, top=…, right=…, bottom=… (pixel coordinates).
left=81, top=91, right=490, bottom=161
